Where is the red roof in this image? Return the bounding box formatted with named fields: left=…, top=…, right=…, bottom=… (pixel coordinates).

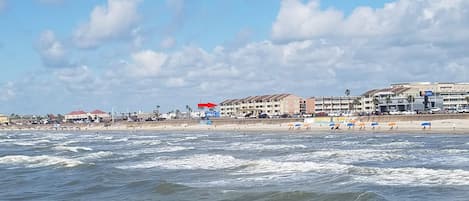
left=68, top=110, right=87, bottom=115
left=90, top=109, right=107, bottom=114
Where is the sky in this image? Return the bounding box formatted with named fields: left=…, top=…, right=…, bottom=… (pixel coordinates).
left=0, top=0, right=468, bottom=115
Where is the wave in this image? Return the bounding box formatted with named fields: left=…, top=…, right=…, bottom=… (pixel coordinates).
left=226, top=142, right=307, bottom=151
left=222, top=191, right=386, bottom=201
left=53, top=145, right=93, bottom=152
left=154, top=181, right=192, bottom=195
left=79, top=151, right=114, bottom=160
left=280, top=149, right=409, bottom=164
left=0, top=155, right=83, bottom=168
left=117, top=154, right=248, bottom=170
left=372, top=141, right=424, bottom=148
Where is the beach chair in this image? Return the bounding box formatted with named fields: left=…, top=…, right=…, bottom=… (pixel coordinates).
left=388, top=122, right=397, bottom=130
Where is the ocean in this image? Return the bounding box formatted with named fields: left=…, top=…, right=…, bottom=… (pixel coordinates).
left=1, top=130, right=468, bottom=201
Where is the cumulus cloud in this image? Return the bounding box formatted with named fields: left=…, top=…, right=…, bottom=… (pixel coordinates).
left=0, top=82, right=15, bottom=102
left=272, top=0, right=469, bottom=43
left=127, top=50, right=168, bottom=77
left=160, top=36, right=176, bottom=49
left=4, top=0, right=469, bottom=114
left=73, top=0, right=141, bottom=48
left=36, top=30, right=71, bottom=68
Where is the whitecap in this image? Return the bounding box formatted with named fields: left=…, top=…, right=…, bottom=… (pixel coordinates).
left=118, top=154, right=247, bottom=170
left=0, top=155, right=83, bottom=168
left=53, top=145, right=93, bottom=152
left=226, top=142, right=306, bottom=151
left=79, top=151, right=114, bottom=160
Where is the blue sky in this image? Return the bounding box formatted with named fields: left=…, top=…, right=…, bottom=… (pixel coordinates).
left=0, top=0, right=468, bottom=114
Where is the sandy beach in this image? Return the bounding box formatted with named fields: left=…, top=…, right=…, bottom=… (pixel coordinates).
left=2, top=118, right=469, bottom=134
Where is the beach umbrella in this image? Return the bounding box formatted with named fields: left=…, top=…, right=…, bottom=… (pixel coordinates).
left=358, top=122, right=365, bottom=127
left=388, top=122, right=397, bottom=126
left=347, top=123, right=355, bottom=127
left=329, top=122, right=336, bottom=127
left=421, top=122, right=431, bottom=126
left=371, top=122, right=379, bottom=126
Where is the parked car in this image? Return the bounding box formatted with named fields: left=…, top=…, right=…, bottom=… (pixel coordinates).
left=457, top=107, right=469, bottom=113
left=430, top=108, right=442, bottom=114
left=401, top=111, right=416, bottom=115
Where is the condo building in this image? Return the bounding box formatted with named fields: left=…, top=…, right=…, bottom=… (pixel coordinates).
left=314, top=96, right=362, bottom=114
left=219, top=94, right=313, bottom=117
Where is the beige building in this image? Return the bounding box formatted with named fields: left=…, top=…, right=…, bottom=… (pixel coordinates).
left=220, top=94, right=305, bottom=117
left=65, top=110, right=110, bottom=123
left=0, top=114, right=9, bottom=125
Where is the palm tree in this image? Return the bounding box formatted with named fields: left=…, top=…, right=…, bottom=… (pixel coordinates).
left=155, top=105, right=160, bottom=118
left=465, top=96, right=469, bottom=107
left=185, top=105, right=192, bottom=119
left=406, top=95, right=415, bottom=111
left=385, top=96, right=392, bottom=112
left=345, top=89, right=351, bottom=114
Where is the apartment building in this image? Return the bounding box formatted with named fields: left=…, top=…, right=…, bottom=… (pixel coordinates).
left=219, top=94, right=306, bottom=117
left=0, top=114, right=8, bottom=125
left=314, top=96, right=362, bottom=114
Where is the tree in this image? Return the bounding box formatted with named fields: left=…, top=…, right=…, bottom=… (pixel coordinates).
left=385, top=96, right=392, bottom=112
left=154, top=105, right=161, bottom=118
left=406, top=95, right=415, bottom=111
left=345, top=89, right=351, bottom=113
left=185, top=105, right=192, bottom=119
left=465, top=96, right=469, bottom=107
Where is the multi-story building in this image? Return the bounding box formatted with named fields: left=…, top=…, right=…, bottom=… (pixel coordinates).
left=65, top=110, right=110, bottom=123
left=0, top=114, right=9, bottom=125
left=361, top=82, right=469, bottom=113
left=391, top=82, right=469, bottom=109
left=219, top=94, right=306, bottom=117
left=314, top=96, right=362, bottom=114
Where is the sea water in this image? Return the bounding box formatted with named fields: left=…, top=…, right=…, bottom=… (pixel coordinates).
left=1, top=131, right=469, bottom=200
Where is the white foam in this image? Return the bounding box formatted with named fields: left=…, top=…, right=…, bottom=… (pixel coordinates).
left=53, top=146, right=93, bottom=152
left=0, top=155, right=83, bottom=168
left=372, top=141, right=424, bottom=148
left=281, top=149, right=409, bottom=164
left=226, top=142, right=306, bottom=151
left=353, top=166, right=469, bottom=186
left=80, top=151, right=114, bottom=160
left=118, top=154, right=247, bottom=170
left=13, top=142, right=36, bottom=146
left=110, top=138, right=128, bottom=142
left=156, top=146, right=194, bottom=153
left=131, top=140, right=162, bottom=146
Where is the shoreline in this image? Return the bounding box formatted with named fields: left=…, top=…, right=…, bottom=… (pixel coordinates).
left=1, top=118, right=468, bottom=134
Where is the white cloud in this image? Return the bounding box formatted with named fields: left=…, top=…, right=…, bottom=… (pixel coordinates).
left=0, top=82, right=15, bottom=102
left=160, top=37, right=176, bottom=49
left=272, top=0, right=343, bottom=41
left=36, top=30, right=70, bottom=68
left=128, top=50, right=168, bottom=77
left=272, top=0, right=469, bottom=42
left=73, top=0, right=141, bottom=48
left=4, top=0, right=469, bottom=114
